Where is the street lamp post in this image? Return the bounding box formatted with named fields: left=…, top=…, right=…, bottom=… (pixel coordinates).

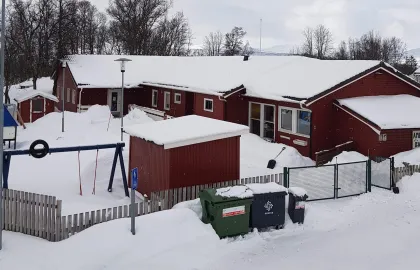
left=60, top=60, right=66, bottom=132
left=115, top=58, right=131, bottom=142
left=0, top=0, right=7, bottom=251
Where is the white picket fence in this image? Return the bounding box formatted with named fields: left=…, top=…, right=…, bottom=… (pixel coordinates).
left=393, top=164, right=420, bottom=183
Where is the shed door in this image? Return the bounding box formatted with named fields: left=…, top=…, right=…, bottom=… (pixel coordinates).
left=30, top=97, right=45, bottom=123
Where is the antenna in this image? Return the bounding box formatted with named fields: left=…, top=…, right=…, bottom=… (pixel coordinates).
left=260, top=19, right=262, bottom=53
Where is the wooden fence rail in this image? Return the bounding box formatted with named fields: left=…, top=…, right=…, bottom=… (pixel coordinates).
left=394, top=165, right=420, bottom=183
left=2, top=172, right=283, bottom=242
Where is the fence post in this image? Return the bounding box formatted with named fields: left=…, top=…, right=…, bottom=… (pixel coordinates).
left=283, top=167, right=289, bottom=188
left=390, top=157, right=395, bottom=188
left=334, top=164, right=338, bottom=198
left=367, top=160, right=372, bottom=192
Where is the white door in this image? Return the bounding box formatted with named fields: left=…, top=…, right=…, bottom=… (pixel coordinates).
left=108, top=89, right=122, bottom=115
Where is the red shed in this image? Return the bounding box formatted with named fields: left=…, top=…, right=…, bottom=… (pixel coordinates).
left=15, top=91, right=58, bottom=123
left=125, top=115, right=249, bottom=196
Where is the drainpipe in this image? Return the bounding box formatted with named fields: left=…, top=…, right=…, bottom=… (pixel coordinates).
left=78, top=88, right=84, bottom=113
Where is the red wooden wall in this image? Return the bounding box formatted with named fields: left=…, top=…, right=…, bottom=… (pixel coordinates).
left=129, top=136, right=241, bottom=196
left=308, top=70, right=420, bottom=159
left=18, top=97, right=56, bottom=123
left=56, top=65, right=79, bottom=112
left=194, top=93, right=225, bottom=120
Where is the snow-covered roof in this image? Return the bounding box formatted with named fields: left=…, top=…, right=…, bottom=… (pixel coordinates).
left=15, top=90, right=58, bottom=103
left=66, top=55, right=385, bottom=101
left=414, top=68, right=420, bottom=75
left=8, top=77, right=54, bottom=104
left=338, top=95, right=420, bottom=130
left=124, top=115, right=249, bottom=149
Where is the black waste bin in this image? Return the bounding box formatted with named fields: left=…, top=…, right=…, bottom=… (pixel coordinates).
left=288, top=187, right=308, bottom=224
left=246, top=183, right=288, bottom=230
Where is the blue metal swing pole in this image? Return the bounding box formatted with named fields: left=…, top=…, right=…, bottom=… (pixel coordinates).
left=4, top=143, right=125, bottom=156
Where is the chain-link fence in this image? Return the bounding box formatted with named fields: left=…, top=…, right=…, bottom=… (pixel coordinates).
left=371, top=157, right=393, bottom=190
left=337, top=161, right=368, bottom=198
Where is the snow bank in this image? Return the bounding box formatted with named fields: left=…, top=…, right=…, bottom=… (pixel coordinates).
left=124, top=108, right=155, bottom=125
left=125, top=115, right=249, bottom=148
left=84, top=105, right=112, bottom=123
left=173, top=198, right=203, bottom=219
left=246, top=182, right=287, bottom=194
left=288, top=187, right=307, bottom=197
left=393, top=148, right=420, bottom=167
left=327, top=151, right=367, bottom=164
left=338, top=95, right=420, bottom=130
left=240, top=134, right=315, bottom=177
left=216, top=186, right=253, bottom=199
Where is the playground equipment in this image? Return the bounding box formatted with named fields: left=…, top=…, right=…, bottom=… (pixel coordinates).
left=2, top=140, right=129, bottom=197
left=3, top=105, right=19, bottom=149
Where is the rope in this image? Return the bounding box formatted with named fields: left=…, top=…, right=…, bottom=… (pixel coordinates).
left=78, top=151, right=83, bottom=196
left=92, top=149, right=99, bottom=195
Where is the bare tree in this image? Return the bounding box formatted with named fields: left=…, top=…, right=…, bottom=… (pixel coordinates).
left=301, top=27, right=314, bottom=56
left=334, top=41, right=348, bottom=60
left=224, top=26, right=247, bottom=56
left=242, top=41, right=254, bottom=55
left=203, top=31, right=224, bottom=56
left=314, top=24, right=333, bottom=59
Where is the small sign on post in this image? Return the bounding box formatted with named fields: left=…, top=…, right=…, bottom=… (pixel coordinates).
left=131, top=167, right=138, bottom=235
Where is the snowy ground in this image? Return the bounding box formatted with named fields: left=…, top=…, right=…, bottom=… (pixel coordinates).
left=1, top=174, right=418, bottom=269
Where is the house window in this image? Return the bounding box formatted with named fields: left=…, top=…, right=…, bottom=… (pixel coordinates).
left=164, top=91, right=170, bottom=110
left=297, top=110, right=311, bottom=136
left=204, top=98, right=213, bottom=112
left=174, top=93, right=181, bottom=104
left=152, top=90, right=158, bottom=107
left=67, top=88, right=71, bottom=102
left=379, top=134, right=387, bottom=142
left=72, top=89, right=76, bottom=104
left=32, top=98, right=43, bottom=113
left=280, top=109, right=293, bottom=131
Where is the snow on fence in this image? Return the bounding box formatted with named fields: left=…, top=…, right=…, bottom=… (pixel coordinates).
left=150, top=173, right=284, bottom=210
left=393, top=164, right=420, bottom=183
left=1, top=189, right=62, bottom=241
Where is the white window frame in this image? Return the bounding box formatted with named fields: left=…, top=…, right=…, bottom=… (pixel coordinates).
left=204, top=98, right=214, bottom=112
left=152, top=90, right=158, bottom=107
left=248, top=102, right=276, bottom=140
left=67, top=88, right=71, bottom=103
left=278, top=106, right=311, bottom=138
left=164, top=91, right=171, bottom=110
left=174, top=93, right=181, bottom=104
left=72, top=89, right=76, bottom=104
left=31, top=98, right=44, bottom=113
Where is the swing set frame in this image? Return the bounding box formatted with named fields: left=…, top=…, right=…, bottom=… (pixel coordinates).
left=2, top=142, right=130, bottom=197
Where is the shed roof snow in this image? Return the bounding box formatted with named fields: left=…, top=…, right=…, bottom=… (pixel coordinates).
left=15, top=90, right=58, bottom=103
left=65, top=55, right=390, bottom=101
left=338, top=94, right=420, bottom=130
left=124, top=115, right=249, bottom=149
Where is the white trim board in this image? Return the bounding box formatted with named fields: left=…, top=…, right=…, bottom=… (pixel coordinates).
left=163, top=129, right=249, bottom=149
left=333, top=103, right=381, bottom=135
left=204, top=98, right=214, bottom=112
left=306, top=67, right=420, bottom=106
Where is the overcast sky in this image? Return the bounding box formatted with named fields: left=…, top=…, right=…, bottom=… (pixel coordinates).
left=92, top=0, right=420, bottom=50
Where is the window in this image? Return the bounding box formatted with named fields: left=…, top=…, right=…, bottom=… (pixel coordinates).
left=174, top=93, right=181, bottom=104
left=164, top=91, right=170, bottom=110
left=152, top=90, right=158, bottom=107
left=67, top=88, right=71, bottom=102
left=32, top=98, right=43, bottom=113
left=204, top=98, right=213, bottom=112
left=379, top=134, right=387, bottom=142
left=280, top=109, right=293, bottom=131
left=297, top=110, right=311, bottom=136
left=72, top=89, right=76, bottom=104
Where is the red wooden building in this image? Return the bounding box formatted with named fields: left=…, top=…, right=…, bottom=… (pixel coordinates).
left=124, top=115, right=249, bottom=196
left=54, top=55, right=420, bottom=160
left=15, top=91, right=58, bottom=123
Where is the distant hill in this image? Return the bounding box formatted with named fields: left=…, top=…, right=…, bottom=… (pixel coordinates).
left=252, top=44, right=296, bottom=56
left=407, top=48, right=420, bottom=62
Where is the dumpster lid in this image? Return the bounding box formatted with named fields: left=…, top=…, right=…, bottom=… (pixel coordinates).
left=288, top=187, right=307, bottom=197
left=199, top=186, right=252, bottom=203
left=246, top=182, right=288, bottom=194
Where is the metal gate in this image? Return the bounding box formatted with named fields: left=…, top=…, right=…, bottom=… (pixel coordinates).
left=288, top=165, right=335, bottom=201
left=336, top=161, right=368, bottom=198
left=371, top=157, right=393, bottom=190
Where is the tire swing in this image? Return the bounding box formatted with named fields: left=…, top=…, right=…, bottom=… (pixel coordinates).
left=29, top=140, right=49, bottom=159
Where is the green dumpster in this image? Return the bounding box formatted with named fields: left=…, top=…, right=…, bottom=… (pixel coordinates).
left=199, top=186, right=253, bottom=238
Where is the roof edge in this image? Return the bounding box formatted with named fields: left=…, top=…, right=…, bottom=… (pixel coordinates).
left=333, top=102, right=381, bottom=134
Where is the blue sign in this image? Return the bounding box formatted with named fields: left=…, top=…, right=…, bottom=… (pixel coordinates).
left=131, top=167, right=138, bottom=190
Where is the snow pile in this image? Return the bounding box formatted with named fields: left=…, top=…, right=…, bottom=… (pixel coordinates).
left=246, top=182, right=287, bottom=194
left=83, top=105, right=112, bottom=124
left=338, top=95, right=420, bottom=130
left=327, top=151, right=367, bottom=164
left=173, top=198, right=203, bottom=219
left=216, top=186, right=253, bottom=199
left=124, top=108, right=155, bottom=125
left=1, top=209, right=220, bottom=270
left=393, top=148, right=420, bottom=167
left=288, top=187, right=308, bottom=197
left=240, top=134, right=315, bottom=177
left=125, top=115, right=249, bottom=148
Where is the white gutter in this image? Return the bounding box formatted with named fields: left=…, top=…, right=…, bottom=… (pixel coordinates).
left=78, top=88, right=84, bottom=113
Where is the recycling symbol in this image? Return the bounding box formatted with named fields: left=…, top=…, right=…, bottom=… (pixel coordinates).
left=264, top=201, right=273, bottom=212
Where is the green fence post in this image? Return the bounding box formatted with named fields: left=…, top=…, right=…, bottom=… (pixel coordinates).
left=334, top=164, right=338, bottom=199
left=283, top=167, right=289, bottom=188
left=390, top=157, right=395, bottom=188
left=367, top=159, right=372, bottom=192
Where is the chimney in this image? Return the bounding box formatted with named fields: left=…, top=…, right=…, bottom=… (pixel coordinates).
left=243, top=55, right=249, bottom=61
